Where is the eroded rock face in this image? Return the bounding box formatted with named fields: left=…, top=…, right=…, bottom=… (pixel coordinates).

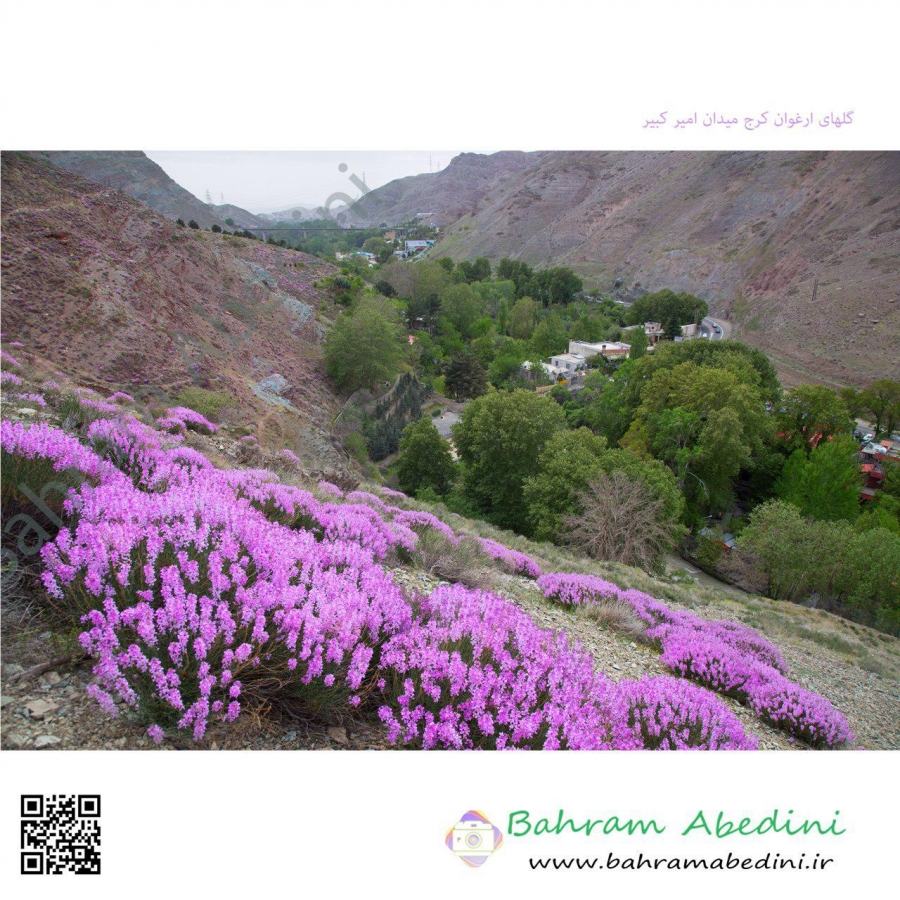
left=2, top=153, right=347, bottom=473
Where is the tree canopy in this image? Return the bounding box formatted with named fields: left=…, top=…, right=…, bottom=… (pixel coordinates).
left=324, top=296, right=408, bottom=391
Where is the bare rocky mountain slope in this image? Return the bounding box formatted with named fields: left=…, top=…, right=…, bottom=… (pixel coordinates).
left=347, top=150, right=900, bottom=387
left=26, top=151, right=267, bottom=231
left=2, top=152, right=346, bottom=472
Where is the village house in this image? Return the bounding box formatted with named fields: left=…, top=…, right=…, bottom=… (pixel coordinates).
left=550, top=352, right=589, bottom=374
left=568, top=339, right=631, bottom=360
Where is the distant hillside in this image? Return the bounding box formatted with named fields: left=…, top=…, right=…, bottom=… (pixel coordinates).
left=346, top=150, right=900, bottom=387
left=260, top=204, right=338, bottom=223
left=26, top=151, right=266, bottom=231
left=2, top=152, right=346, bottom=472
left=338, top=152, right=542, bottom=227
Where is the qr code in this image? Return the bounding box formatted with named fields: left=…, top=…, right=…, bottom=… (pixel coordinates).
left=21, top=795, right=101, bottom=875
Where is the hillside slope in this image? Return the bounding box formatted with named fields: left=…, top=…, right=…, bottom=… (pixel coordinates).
left=347, top=150, right=900, bottom=386
left=1, top=152, right=346, bottom=471
left=26, top=151, right=266, bottom=230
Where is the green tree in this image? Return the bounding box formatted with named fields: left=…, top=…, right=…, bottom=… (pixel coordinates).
left=188, top=219, right=200, bottom=229
left=776, top=384, right=853, bottom=453
left=443, top=352, right=488, bottom=400
left=452, top=390, right=566, bottom=531
left=521, top=428, right=684, bottom=562
left=628, top=327, right=648, bottom=360
left=438, top=283, right=485, bottom=339
left=508, top=297, right=538, bottom=340
left=737, top=500, right=848, bottom=603
left=843, top=527, right=900, bottom=633
left=625, top=289, right=708, bottom=327
left=622, top=361, right=771, bottom=518
left=529, top=312, right=568, bottom=358
left=774, top=434, right=861, bottom=522
left=396, top=417, right=457, bottom=498
left=859, top=379, right=900, bottom=437
left=324, top=296, right=408, bottom=391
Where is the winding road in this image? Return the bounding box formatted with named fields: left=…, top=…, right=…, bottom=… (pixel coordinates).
left=700, top=316, right=732, bottom=340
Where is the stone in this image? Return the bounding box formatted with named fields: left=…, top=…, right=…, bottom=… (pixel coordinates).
left=0, top=695, right=15, bottom=708
left=6, top=733, right=30, bottom=750
left=43, top=671, right=62, bottom=686
left=34, top=735, right=62, bottom=749
left=26, top=699, right=58, bottom=720
left=17, top=408, right=38, bottom=417
left=326, top=726, right=348, bottom=745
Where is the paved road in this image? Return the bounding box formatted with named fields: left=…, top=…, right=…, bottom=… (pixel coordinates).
left=700, top=316, right=732, bottom=340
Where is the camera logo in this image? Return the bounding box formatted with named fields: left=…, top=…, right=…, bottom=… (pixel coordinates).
left=445, top=810, right=503, bottom=867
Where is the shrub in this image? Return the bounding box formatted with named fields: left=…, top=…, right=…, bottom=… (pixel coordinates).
left=622, top=677, right=758, bottom=750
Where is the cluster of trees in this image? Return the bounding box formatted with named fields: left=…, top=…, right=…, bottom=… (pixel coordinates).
left=624, top=288, right=708, bottom=329
left=734, top=500, right=900, bottom=635
left=395, top=389, right=684, bottom=571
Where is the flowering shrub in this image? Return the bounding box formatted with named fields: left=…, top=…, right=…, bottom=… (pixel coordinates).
left=748, top=677, right=854, bottom=748
left=622, top=676, right=758, bottom=750
left=157, top=406, right=219, bottom=436
left=1, top=350, right=21, bottom=369
left=39, top=468, right=413, bottom=740
left=346, top=490, right=392, bottom=514
left=106, top=392, right=135, bottom=405
left=317, top=480, right=344, bottom=498
left=377, top=584, right=638, bottom=750
left=1, top=371, right=23, bottom=386
left=278, top=448, right=303, bottom=468
left=538, top=572, right=851, bottom=748
left=392, top=510, right=459, bottom=545
left=379, top=487, right=407, bottom=500
left=479, top=538, right=542, bottom=579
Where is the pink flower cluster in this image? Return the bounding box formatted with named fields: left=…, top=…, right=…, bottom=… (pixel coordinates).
left=1, top=405, right=847, bottom=751
left=377, top=583, right=637, bottom=750
left=478, top=538, right=542, bottom=579
left=156, top=406, right=219, bottom=435
left=622, top=676, right=758, bottom=751
left=537, top=573, right=852, bottom=748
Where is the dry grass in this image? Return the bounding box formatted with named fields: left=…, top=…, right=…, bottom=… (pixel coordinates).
left=575, top=597, right=647, bottom=640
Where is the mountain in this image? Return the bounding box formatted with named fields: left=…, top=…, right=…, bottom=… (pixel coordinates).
left=1, top=152, right=346, bottom=472
left=338, top=152, right=542, bottom=227
left=26, top=151, right=266, bottom=230
left=346, top=150, right=900, bottom=387
left=260, top=204, right=337, bottom=222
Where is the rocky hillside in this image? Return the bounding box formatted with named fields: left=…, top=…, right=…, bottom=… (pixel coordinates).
left=347, top=150, right=900, bottom=387
left=339, top=152, right=542, bottom=227
left=1, top=152, right=347, bottom=472
left=26, top=151, right=266, bottom=231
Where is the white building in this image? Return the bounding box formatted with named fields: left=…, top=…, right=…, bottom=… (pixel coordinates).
left=550, top=352, right=588, bottom=374
left=568, top=340, right=631, bottom=360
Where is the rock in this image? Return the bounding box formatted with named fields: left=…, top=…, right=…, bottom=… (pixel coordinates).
left=2, top=663, right=24, bottom=677
left=34, top=735, right=62, bottom=749
left=283, top=730, right=298, bottom=742
left=326, top=726, right=348, bottom=745
left=17, top=408, right=38, bottom=417
left=26, top=699, right=58, bottom=720
left=0, top=695, right=15, bottom=708
left=6, top=733, right=30, bottom=750
left=43, top=671, right=62, bottom=686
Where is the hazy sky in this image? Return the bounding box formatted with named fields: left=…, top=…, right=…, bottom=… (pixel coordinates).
left=146, top=151, right=459, bottom=213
